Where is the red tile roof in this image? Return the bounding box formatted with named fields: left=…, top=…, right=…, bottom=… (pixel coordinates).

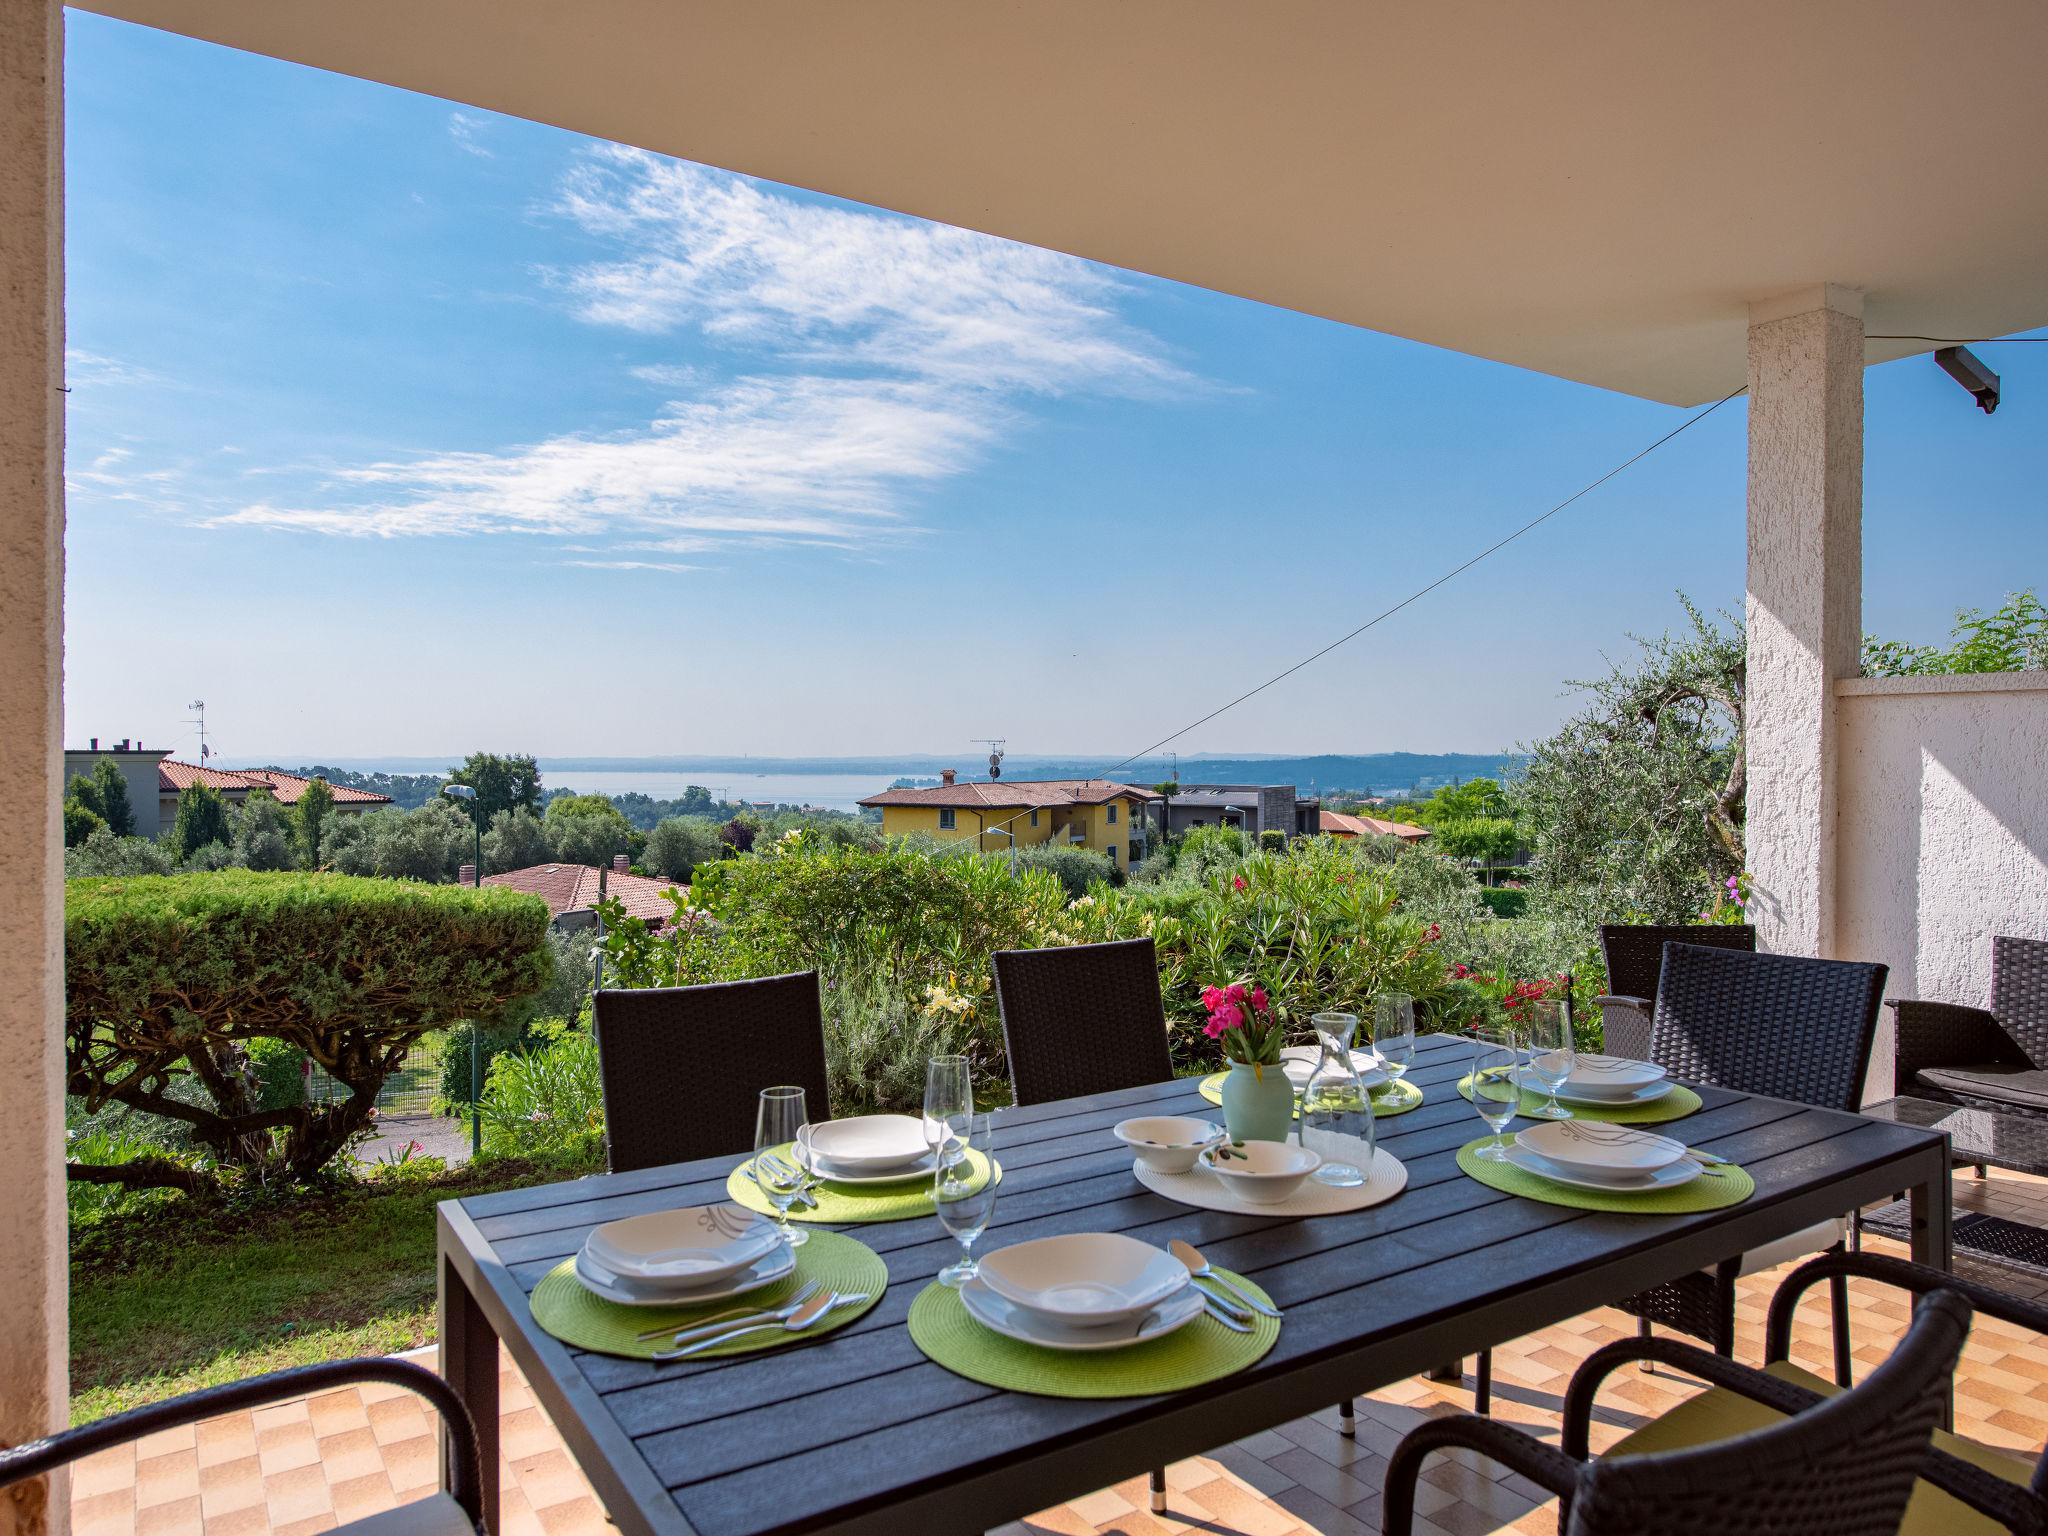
left=481, top=863, right=682, bottom=927
left=1319, top=809, right=1432, bottom=841
left=859, top=778, right=1161, bottom=811
left=157, top=760, right=391, bottom=807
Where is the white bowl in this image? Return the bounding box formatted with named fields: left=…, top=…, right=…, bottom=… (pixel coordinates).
left=1113, top=1115, right=1223, bottom=1174
left=977, top=1232, right=1189, bottom=1328
left=1514, top=1119, right=1686, bottom=1178
left=799, top=1113, right=930, bottom=1172
left=583, top=1204, right=781, bottom=1284
left=1199, top=1139, right=1323, bottom=1204
left=960, top=1274, right=1206, bottom=1350
left=1555, top=1054, right=1668, bottom=1099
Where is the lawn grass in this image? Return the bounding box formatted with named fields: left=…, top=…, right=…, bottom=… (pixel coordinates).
left=69, top=1153, right=599, bottom=1423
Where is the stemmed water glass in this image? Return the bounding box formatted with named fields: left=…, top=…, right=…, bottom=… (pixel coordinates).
left=923, top=1053, right=972, bottom=1167
left=1522, top=1000, right=1575, bottom=1120
left=1372, top=993, right=1416, bottom=1098
left=1470, top=1034, right=1520, bottom=1162
left=933, top=1110, right=998, bottom=1287
left=753, top=1085, right=811, bottom=1247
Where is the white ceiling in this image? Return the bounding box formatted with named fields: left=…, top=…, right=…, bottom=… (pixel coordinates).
left=78, top=0, right=2048, bottom=404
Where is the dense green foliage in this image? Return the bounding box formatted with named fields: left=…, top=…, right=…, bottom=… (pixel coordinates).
left=1864, top=589, right=2048, bottom=677
left=64, top=799, right=108, bottom=848
left=326, top=798, right=476, bottom=881
left=1009, top=841, right=1115, bottom=898
left=447, top=751, right=542, bottom=822
left=65, top=872, right=553, bottom=1190
left=68, top=759, right=136, bottom=839
left=1515, top=597, right=1745, bottom=925
left=1386, top=778, right=1524, bottom=865
left=293, top=776, right=335, bottom=867
left=643, top=815, right=726, bottom=881
left=169, top=781, right=234, bottom=861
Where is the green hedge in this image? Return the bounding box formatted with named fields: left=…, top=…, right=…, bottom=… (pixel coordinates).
left=66, top=872, right=552, bottom=1191
left=1477, top=887, right=1528, bottom=918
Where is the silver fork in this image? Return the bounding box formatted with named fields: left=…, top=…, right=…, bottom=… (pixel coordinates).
left=759, top=1151, right=822, bottom=1209
left=653, top=1291, right=868, bottom=1359
left=631, top=1279, right=821, bottom=1343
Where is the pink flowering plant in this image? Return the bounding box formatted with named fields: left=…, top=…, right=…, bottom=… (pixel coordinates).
left=1201, top=978, right=1287, bottom=1070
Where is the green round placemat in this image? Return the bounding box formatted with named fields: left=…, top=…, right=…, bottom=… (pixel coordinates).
left=1198, top=1073, right=1423, bottom=1118
left=1455, top=1137, right=1753, bottom=1213
left=907, top=1269, right=1280, bottom=1398
left=725, top=1144, right=1001, bottom=1223
left=1454, top=1072, right=1702, bottom=1125
left=529, top=1229, right=886, bottom=1360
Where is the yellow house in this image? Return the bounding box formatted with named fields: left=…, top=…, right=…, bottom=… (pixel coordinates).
left=859, top=772, right=1160, bottom=871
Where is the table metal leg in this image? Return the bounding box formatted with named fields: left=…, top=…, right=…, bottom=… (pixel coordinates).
left=1907, top=1143, right=1956, bottom=1430
left=441, top=1251, right=502, bottom=1532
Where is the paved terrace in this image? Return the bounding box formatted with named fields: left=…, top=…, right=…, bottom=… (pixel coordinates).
left=68, top=1170, right=2048, bottom=1536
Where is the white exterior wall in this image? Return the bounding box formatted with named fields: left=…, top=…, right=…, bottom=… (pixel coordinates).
left=0, top=1, right=67, bottom=1530
left=1837, top=672, right=2048, bottom=1096
left=1743, top=284, right=1864, bottom=959
left=61, top=750, right=169, bottom=838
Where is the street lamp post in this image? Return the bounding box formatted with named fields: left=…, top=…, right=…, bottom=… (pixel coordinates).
left=442, top=783, right=483, bottom=1157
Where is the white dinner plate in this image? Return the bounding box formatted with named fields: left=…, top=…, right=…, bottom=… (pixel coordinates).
left=1516, top=1119, right=1687, bottom=1176
left=795, top=1142, right=940, bottom=1186
left=959, top=1274, right=1206, bottom=1351
left=1551, top=1077, right=1675, bottom=1108
left=574, top=1240, right=795, bottom=1308
left=1278, top=1048, right=1389, bottom=1091
left=799, top=1114, right=930, bottom=1172
left=1502, top=1143, right=1701, bottom=1194
left=583, top=1203, right=782, bottom=1284
left=1553, top=1054, right=1669, bottom=1098
left=977, top=1233, right=1188, bottom=1329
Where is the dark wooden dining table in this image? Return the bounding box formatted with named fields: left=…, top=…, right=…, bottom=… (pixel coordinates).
left=436, top=1032, right=1953, bottom=1536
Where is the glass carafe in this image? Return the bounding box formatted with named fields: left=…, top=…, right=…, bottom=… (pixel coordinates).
left=1300, top=1011, right=1372, bottom=1187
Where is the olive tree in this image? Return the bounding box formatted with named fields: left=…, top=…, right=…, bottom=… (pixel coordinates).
left=1514, top=597, right=1744, bottom=925
left=65, top=872, right=552, bottom=1190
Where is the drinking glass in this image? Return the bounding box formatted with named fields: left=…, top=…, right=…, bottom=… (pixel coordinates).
left=1522, top=1000, right=1575, bottom=1120
left=1372, top=993, right=1416, bottom=1096
left=1302, top=1012, right=1371, bottom=1186
left=753, top=1085, right=811, bottom=1247
left=933, top=1110, right=999, bottom=1287
left=923, top=1053, right=972, bottom=1166
left=1470, top=1035, right=1520, bottom=1162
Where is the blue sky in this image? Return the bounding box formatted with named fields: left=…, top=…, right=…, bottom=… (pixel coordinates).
left=62, top=13, right=2047, bottom=766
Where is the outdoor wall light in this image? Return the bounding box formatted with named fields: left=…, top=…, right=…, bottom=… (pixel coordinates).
left=1936, top=345, right=2000, bottom=414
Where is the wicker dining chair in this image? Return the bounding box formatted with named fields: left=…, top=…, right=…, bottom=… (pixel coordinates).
left=0, top=1358, right=485, bottom=1535
left=1384, top=1283, right=1972, bottom=1536
left=592, top=971, right=832, bottom=1172
left=1594, top=923, right=1756, bottom=1060
left=1891, top=934, right=2048, bottom=1119
left=1620, top=943, right=1889, bottom=1376
left=993, top=937, right=1175, bottom=1107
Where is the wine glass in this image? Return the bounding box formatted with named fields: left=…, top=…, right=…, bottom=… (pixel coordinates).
left=1302, top=1011, right=1371, bottom=1187
left=933, top=1110, right=998, bottom=1287
left=753, top=1085, right=811, bottom=1247
left=923, top=1053, right=972, bottom=1166
left=1470, top=1035, right=1520, bottom=1162
left=1522, top=1000, right=1575, bottom=1120
left=1372, top=993, right=1416, bottom=1095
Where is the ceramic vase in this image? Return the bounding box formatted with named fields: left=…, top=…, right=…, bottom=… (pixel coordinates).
left=1219, top=1058, right=1294, bottom=1143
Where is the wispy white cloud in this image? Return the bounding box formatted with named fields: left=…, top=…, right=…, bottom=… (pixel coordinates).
left=447, top=112, right=495, bottom=158
left=221, top=146, right=1186, bottom=561
left=564, top=559, right=702, bottom=573
left=66, top=350, right=171, bottom=391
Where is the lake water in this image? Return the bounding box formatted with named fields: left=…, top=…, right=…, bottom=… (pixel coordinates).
left=539, top=769, right=904, bottom=814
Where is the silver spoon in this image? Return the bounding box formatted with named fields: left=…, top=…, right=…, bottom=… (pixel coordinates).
left=633, top=1280, right=822, bottom=1344
left=1170, top=1239, right=1282, bottom=1319
left=653, top=1288, right=843, bottom=1359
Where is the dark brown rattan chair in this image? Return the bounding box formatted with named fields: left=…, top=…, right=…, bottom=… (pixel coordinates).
left=993, top=938, right=1174, bottom=1107
left=1618, top=943, right=1888, bottom=1376
left=0, top=1358, right=484, bottom=1534
left=1384, top=1281, right=1972, bottom=1536
left=1594, top=923, right=1756, bottom=1059
left=1891, top=935, right=2048, bottom=1119
left=592, top=972, right=831, bottom=1172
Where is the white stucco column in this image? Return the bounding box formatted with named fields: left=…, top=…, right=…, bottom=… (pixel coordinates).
left=0, top=2, right=68, bottom=1532
left=1745, top=284, right=1864, bottom=958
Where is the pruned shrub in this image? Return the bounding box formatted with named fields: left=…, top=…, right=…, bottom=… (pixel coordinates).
left=1010, top=842, right=1113, bottom=900
left=66, top=872, right=552, bottom=1192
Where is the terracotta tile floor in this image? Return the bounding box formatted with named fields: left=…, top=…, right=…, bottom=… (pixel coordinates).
left=73, top=1170, right=2048, bottom=1536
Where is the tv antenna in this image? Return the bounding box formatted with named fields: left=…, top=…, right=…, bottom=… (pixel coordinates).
left=187, top=700, right=211, bottom=762
left=972, top=739, right=1006, bottom=779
